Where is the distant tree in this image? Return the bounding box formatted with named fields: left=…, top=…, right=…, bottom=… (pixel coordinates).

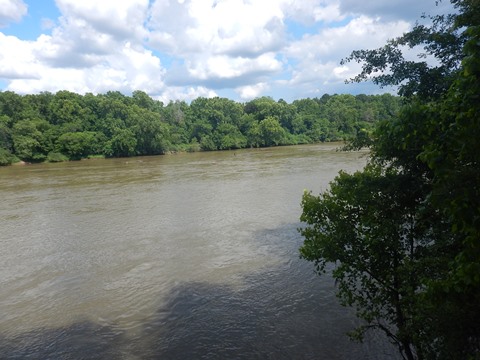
left=56, top=131, right=102, bottom=160
left=23, top=92, right=54, bottom=120
left=0, top=91, right=26, bottom=123
left=191, top=120, right=213, bottom=143
left=244, top=97, right=269, bottom=119
left=12, top=119, right=52, bottom=162
left=48, top=91, right=88, bottom=126
left=0, top=115, right=13, bottom=151
left=324, top=94, right=359, bottom=137
left=104, top=128, right=137, bottom=157
left=246, top=121, right=262, bottom=148
left=259, top=116, right=287, bottom=146
left=130, top=106, right=171, bottom=155
left=213, top=123, right=247, bottom=150
left=1, top=83, right=404, bottom=163
left=132, top=90, right=160, bottom=111
left=0, top=147, right=16, bottom=165
left=200, top=135, right=216, bottom=151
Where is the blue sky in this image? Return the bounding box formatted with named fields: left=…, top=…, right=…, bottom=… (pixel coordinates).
left=0, top=0, right=452, bottom=103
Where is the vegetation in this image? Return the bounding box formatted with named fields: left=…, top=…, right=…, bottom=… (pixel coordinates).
left=300, top=1, right=479, bottom=359
left=0, top=91, right=400, bottom=165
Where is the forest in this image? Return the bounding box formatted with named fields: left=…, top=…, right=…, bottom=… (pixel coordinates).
left=0, top=91, right=399, bottom=165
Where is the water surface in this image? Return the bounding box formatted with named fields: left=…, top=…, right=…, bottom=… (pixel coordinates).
left=0, top=144, right=396, bottom=359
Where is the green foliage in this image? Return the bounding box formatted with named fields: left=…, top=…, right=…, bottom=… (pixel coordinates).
left=0, top=90, right=400, bottom=164
left=415, top=23, right=480, bottom=359
left=12, top=119, right=52, bottom=162
left=341, top=12, right=464, bottom=100
left=104, top=128, right=137, bottom=157
left=0, top=115, right=13, bottom=150
left=185, top=139, right=201, bottom=152
left=56, top=131, right=102, bottom=160
left=301, top=1, right=480, bottom=359
left=199, top=135, right=216, bottom=151
left=300, top=165, right=449, bottom=359
left=0, top=91, right=27, bottom=122
left=0, top=147, right=17, bottom=166
left=213, top=123, right=247, bottom=150
left=46, top=151, right=69, bottom=163
left=132, top=90, right=162, bottom=111
left=258, top=116, right=287, bottom=146
left=131, top=107, right=171, bottom=155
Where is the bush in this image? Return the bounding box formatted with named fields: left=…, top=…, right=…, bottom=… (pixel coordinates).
left=186, top=140, right=202, bottom=152
left=46, top=152, right=69, bottom=163
left=0, top=147, right=16, bottom=166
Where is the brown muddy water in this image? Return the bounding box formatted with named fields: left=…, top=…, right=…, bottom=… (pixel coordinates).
left=0, top=143, right=397, bottom=359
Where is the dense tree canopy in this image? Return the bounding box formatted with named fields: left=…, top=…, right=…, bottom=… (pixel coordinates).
left=300, top=1, right=479, bottom=359
left=0, top=91, right=400, bottom=165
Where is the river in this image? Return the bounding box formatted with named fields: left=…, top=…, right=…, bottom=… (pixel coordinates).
left=0, top=143, right=397, bottom=359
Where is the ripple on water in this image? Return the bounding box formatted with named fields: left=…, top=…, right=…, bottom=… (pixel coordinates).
left=0, top=145, right=399, bottom=359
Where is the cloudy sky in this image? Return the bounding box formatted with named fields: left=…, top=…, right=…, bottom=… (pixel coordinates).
left=0, top=0, right=451, bottom=103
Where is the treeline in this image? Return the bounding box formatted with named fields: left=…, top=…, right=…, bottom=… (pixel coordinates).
left=0, top=90, right=400, bottom=165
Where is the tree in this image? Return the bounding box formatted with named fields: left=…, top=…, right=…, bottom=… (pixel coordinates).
left=300, top=1, right=480, bottom=359
left=213, top=123, right=247, bottom=150
left=56, top=131, right=102, bottom=160
left=1, top=88, right=402, bottom=164
left=415, top=20, right=480, bottom=358
left=246, top=121, right=262, bottom=148
left=340, top=8, right=464, bottom=100
left=0, top=147, right=16, bottom=165
left=259, top=116, right=287, bottom=146
left=12, top=119, right=52, bottom=162
left=130, top=106, right=171, bottom=155
left=132, top=90, right=161, bottom=111
left=48, top=90, right=89, bottom=126
left=104, top=128, right=137, bottom=157
left=24, top=92, right=54, bottom=120
left=300, top=164, right=445, bottom=359
left=0, top=115, right=13, bottom=151
left=0, top=91, right=27, bottom=123
left=163, top=100, right=190, bottom=145
left=324, top=94, right=359, bottom=137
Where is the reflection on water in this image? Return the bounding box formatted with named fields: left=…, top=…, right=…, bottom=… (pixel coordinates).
left=0, top=144, right=396, bottom=359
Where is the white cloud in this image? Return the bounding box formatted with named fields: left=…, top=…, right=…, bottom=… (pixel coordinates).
left=1, top=0, right=166, bottom=97
left=0, top=0, right=453, bottom=101
left=33, top=0, right=151, bottom=69
left=338, top=0, right=454, bottom=21
left=146, top=0, right=417, bottom=99
left=281, top=0, right=344, bottom=24
left=157, top=86, right=217, bottom=103
left=55, top=0, right=149, bottom=42
left=147, top=0, right=288, bottom=92
left=2, top=33, right=166, bottom=96
left=0, top=33, right=40, bottom=79
left=186, top=53, right=282, bottom=81
left=287, top=15, right=410, bottom=60
left=235, top=82, right=270, bottom=100
left=281, top=15, right=411, bottom=98
left=148, top=0, right=286, bottom=57
left=0, top=0, right=27, bottom=27
left=8, top=68, right=89, bottom=94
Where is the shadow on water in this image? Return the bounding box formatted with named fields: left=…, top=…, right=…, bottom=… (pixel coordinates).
left=137, top=282, right=359, bottom=360
left=0, top=224, right=398, bottom=360
left=135, top=264, right=397, bottom=358
left=0, top=321, right=125, bottom=359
